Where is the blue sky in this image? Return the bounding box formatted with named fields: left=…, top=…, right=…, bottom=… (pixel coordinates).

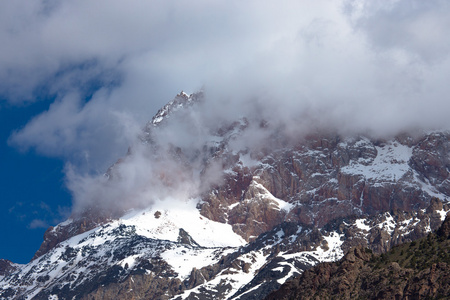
left=1, top=0, right=450, bottom=264
left=0, top=100, right=71, bottom=263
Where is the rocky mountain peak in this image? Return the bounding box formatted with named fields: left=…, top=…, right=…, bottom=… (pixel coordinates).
left=147, top=91, right=203, bottom=128
left=2, top=93, right=450, bottom=299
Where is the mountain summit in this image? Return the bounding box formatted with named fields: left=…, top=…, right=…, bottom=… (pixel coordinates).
left=1, top=93, right=449, bottom=299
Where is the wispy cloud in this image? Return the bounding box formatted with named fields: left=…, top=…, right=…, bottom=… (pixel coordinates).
left=28, top=219, right=49, bottom=229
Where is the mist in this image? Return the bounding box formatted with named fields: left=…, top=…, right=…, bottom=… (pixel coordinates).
left=2, top=0, right=450, bottom=215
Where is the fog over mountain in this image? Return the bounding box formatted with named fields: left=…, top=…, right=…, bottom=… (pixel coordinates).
left=2, top=0, right=450, bottom=214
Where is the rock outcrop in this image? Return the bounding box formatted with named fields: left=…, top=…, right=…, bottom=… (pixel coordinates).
left=0, top=260, right=18, bottom=278
left=266, top=217, right=450, bottom=300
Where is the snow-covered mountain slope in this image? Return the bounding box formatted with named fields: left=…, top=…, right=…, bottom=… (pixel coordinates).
left=0, top=199, right=245, bottom=299
left=1, top=197, right=447, bottom=300
left=266, top=216, right=450, bottom=300
left=2, top=92, right=450, bottom=299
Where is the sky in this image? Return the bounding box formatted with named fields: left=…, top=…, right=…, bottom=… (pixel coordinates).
left=1, top=0, right=450, bottom=263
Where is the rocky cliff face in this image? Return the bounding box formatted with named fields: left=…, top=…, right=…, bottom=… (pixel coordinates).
left=198, top=128, right=450, bottom=243
left=0, top=260, right=19, bottom=280
left=32, top=210, right=113, bottom=261
left=266, top=216, right=450, bottom=300
left=1, top=92, right=450, bottom=299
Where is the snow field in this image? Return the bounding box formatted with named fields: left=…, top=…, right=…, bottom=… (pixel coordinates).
left=341, top=141, right=412, bottom=181
left=121, top=198, right=246, bottom=248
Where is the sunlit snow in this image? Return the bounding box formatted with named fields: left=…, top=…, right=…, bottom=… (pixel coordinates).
left=354, top=218, right=371, bottom=231
left=121, top=198, right=246, bottom=248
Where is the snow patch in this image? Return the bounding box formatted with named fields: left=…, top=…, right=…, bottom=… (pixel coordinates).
left=276, top=261, right=299, bottom=285
left=174, top=249, right=269, bottom=300
left=234, top=283, right=263, bottom=299
left=436, top=208, right=448, bottom=221
left=377, top=213, right=396, bottom=235
left=121, top=198, right=246, bottom=248
left=228, top=202, right=240, bottom=210
left=341, top=142, right=412, bottom=181
left=162, top=247, right=221, bottom=279
left=271, top=267, right=284, bottom=272
left=119, top=255, right=141, bottom=269
left=280, top=231, right=344, bottom=263
left=354, top=218, right=371, bottom=231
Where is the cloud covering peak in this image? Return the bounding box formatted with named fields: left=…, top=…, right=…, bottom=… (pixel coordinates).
left=2, top=0, right=450, bottom=213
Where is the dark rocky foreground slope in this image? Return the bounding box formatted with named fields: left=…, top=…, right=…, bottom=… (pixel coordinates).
left=266, top=216, right=450, bottom=300
left=1, top=92, right=450, bottom=299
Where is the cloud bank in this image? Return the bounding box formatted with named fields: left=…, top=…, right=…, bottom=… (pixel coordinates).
left=3, top=0, right=450, bottom=214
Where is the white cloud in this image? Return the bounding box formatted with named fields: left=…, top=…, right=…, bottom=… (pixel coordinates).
left=344, top=0, right=450, bottom=63
left=2, top=0, right=450, bottom=212
left=8, top=92, right=142, bottom=172
left=28, top=219, right=49, bottom=229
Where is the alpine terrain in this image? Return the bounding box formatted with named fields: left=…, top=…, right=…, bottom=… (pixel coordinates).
left=1, top=92, right=449, bottom=299
left=266, top=215, right=450, bottom=299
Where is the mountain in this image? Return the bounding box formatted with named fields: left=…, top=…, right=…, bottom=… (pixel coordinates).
left=265, top=215, right=450, bottom=300
left=1, top=92, right=449, bottom=299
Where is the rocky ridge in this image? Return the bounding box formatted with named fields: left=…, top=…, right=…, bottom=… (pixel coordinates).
left=266, top=216, right=450, bottom=300
left=1, top=92, right=450, bottom=299
left=1, top=198, right=447, bottom=300
left=0, top=260, right=19, bottom=281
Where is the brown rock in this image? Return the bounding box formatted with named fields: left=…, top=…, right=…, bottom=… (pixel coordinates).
left=0, top=259, right=17, bottom=277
